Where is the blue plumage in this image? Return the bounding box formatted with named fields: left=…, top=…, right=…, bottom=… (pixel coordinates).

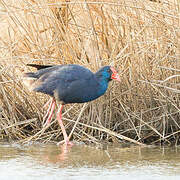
left=24, top=64, right=113, bottom=104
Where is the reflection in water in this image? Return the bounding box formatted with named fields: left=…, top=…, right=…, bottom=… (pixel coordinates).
left=42, top=145, right=72, bottom=165
left=0, top=142, right=180, bottom=180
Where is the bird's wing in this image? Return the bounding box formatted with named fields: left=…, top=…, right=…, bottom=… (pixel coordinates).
left=55, top=77, right=100, bottom=103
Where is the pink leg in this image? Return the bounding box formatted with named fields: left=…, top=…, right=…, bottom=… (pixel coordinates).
left=43, top=98, right=54, bottom=121
left=46, top=100, right=56, bottom=124
left=43, top=98, right=56, bottom=125
left=56, top=104, right=73, bottom=146
left=43, top=98, right=52, bottom=109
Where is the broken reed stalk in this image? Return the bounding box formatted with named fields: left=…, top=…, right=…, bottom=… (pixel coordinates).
left=0, top=0, right=179, bottom=145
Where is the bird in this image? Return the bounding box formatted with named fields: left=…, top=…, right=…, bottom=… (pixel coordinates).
left=23, top=64, right=120, bottom=146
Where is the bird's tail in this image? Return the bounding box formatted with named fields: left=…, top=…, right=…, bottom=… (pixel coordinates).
left=23, top=64, right=54, bottom=90
left=23, top=72, right=37, bottom=90
left=27, top=64, right=54, bottom=70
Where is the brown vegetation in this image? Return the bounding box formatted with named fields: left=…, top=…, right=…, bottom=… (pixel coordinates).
left=0, top=0, right=179, bottom=145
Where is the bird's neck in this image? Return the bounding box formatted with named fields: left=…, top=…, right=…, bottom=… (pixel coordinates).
left=95, top=74, right=109, bottom=96
left=99, top=79, right=108, bottom=95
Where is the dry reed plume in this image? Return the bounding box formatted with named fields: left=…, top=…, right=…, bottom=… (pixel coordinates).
left=0, top=0, right=179, bottom=145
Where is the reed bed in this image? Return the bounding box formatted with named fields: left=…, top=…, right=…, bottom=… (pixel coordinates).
left=0, top=0, right=179, bottom=145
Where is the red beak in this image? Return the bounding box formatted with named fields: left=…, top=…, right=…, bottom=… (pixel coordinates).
left=110, top=67, right=120, bottom=82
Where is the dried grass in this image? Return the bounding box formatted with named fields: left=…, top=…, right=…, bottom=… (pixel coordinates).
left=0, top=0, right=179, bottom=145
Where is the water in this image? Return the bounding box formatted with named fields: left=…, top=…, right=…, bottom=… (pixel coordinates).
left=0, top=142, right=180, bottom=180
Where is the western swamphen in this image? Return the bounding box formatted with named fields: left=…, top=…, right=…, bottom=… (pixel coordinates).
left=24, top=64, right=120, bottom=145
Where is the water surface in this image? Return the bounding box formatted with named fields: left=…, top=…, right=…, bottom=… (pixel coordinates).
left=0, top=142, right=179, bottom=180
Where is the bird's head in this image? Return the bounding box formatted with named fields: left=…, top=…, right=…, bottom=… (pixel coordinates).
left=96, top=66, right=120, bottom=82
